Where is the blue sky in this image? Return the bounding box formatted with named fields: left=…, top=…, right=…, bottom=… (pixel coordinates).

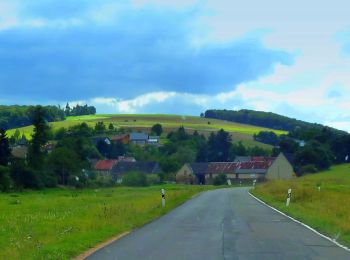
left=0, top=0, right=350, bottom=131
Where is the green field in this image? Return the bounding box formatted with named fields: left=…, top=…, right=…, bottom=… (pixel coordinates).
left=252, top=164, right=350, bottom=247
left=7, top=114, right=286, bottom=148
left=0, top=184, right=214, bottom=259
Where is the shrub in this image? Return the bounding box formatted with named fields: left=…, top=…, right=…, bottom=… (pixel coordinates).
left=300, top=164, right=318, bottom=175
left=146, top=174, right=160, bottom=185
left=213, top=174, right=227, bottom=185
left=0, top=166, right=11, bottom=192
left=122, top=171, right=148, bottom=187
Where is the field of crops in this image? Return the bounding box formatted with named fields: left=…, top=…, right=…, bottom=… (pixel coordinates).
left=7, top=114, right=286, bottom=148
left=0, top=184, right=213, bottom=259
left=252, top=164, right=350, bottom=247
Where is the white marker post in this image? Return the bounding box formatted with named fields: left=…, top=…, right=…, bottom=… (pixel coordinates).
left=227, top=179, right=232, bottom=186
left=239, top=181, right=242, bottom=187
left=252, top=179, right=257, bottom=189
left=161, top=189, right=166, bottom=208
left=286, top=188, right=292, bottom=206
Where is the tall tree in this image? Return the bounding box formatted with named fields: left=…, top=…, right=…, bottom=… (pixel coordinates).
left=27, top=106, right=50, bottom=169
left=151, top=123, right=163, bottom=136
left=65, top=103, right=71, bottom=116
left=208, top=129, right=232, bottom=161
left=0, top=129, right=11, bottom=166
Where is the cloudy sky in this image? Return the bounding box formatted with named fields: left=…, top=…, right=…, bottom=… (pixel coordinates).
left=1, top=0, right=350, bottom=131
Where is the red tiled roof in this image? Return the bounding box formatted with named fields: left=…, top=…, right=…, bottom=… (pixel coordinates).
left=94, top=160, right=118, bottom=171
left=207, top=162, right=236, bottom=174
left=110, top=134, right=129, bottom=141
left=236, top=161, right=273, bottom=170
left=191, top=156, right=276, bottom=175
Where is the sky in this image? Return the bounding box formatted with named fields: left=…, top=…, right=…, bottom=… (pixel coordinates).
left=0, top=0, right=350, bottom=131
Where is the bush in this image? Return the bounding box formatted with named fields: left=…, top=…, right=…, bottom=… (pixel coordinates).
left=0, top=166, right=11, bottom=192
left=122, top=171, right=148, bottom=187
left=300, top=164, right=318, bottom=175
left=146, top=174, right=160, bottom=185
left=213, top=174, right=227, bottom=185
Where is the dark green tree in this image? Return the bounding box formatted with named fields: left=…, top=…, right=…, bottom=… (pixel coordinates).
left=47, top=147, right=80, bottom=185
left=110, top=141, right=126, bottom=158
left=65, top=102, right=71, bottom=116
left=0, top=129, right=11, bottom=166
left=151, top=123, right=163, bottom=136
left=108, top=123, right=114, bottom=131
left=208, top=129, right=232, bottom=161
left=27, top=106, right=50, bottom=170
left=95, top=121, right=106, bottom=132
left=0, top=165, right=11, bottom=192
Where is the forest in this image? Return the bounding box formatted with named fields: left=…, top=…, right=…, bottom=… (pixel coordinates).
left=0, top=104, right=96, bottom=130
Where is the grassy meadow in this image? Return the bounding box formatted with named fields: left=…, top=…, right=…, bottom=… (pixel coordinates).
left=252, top=164, right=350, bottom=247
left=0, top=184, right=214, bottom=259
left=7, top=114, right=286, bottom=148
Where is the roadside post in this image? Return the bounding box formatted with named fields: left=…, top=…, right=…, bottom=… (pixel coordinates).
left=161, top=189, right=166, bottom=208
left=227, top=179, right=232, bottom=186
left=239, top=181, right=242, bottom=186
left=286, top=188, right=292, bottom=206
left=252, top=179, right=257, bottom=189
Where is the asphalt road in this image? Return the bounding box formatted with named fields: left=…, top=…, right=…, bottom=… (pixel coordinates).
left=87, top=187, right=350, bottom=260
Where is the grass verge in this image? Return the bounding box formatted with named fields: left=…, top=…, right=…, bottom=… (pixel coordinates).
left=0, top=184, right=213, bottom=259
left=251, top=164, right=350, bottom=247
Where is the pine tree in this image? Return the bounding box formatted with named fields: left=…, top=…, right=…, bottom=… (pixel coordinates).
left=27, top=106, right=49, bottom=169
left=0, top=129, right=11, bottom=166
left=65, top=102, right=71, bottom=116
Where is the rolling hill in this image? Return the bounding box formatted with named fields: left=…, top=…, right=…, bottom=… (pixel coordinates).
left=6, top=114, right=287, bottom=149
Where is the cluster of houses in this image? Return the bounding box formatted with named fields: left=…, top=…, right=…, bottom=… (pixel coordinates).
left=175, top=153, right=295, bottom=184
left=92, top=153, right=295, bottom=184
left=93, top=157, right=161, bottom=183
left=94, top=133, right=160, bottom=146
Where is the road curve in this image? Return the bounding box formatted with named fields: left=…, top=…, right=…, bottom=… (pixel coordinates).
left=87, top=187, right=350, bottom=260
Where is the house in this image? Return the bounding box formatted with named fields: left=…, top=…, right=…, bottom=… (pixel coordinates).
left=176, top=163, right=208, bottom=184
left=130, top=133, right=149, bottom=145
left=265, top=153, right=296, bottom=180
left=94, top=160, right=118, bottom=175
left=117, top=156, right=136, bottom=162
left=176, top=153, right=295, bottom=184
left=111, top=161, right=161, bottom=182
left=129, top=132, right=160, bottom=145
left=11, top=145, right=28, bottom=159
left=110, top=134, right=130, bottom=144
left=148, top=136, right=160, bottom=145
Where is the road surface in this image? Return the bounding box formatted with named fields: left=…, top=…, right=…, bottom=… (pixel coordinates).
left=87, top=187, right=350, bottom=260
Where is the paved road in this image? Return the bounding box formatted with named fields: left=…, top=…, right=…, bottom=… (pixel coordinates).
left=88, top=188, right=350, bottom=260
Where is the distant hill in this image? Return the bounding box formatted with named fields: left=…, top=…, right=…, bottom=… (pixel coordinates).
left=204, top=109, right=347, bottom=135
left=6, top=114, right=287, bottom=149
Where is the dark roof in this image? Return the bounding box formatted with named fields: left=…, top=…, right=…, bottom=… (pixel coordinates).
left=189, top=163, right=209, bottom=175
left=94, top=160, right=118, bottom=171
left=130, top=133, right=148, bottom=141
left=112, top=161, right=161, bottom=175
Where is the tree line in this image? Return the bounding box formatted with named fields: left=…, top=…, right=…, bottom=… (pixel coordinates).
left=0, top=103, right=97, bottom=130
left=204, top=109, right=347, bottom=134
left=0, top=105, right=65, bottom=130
